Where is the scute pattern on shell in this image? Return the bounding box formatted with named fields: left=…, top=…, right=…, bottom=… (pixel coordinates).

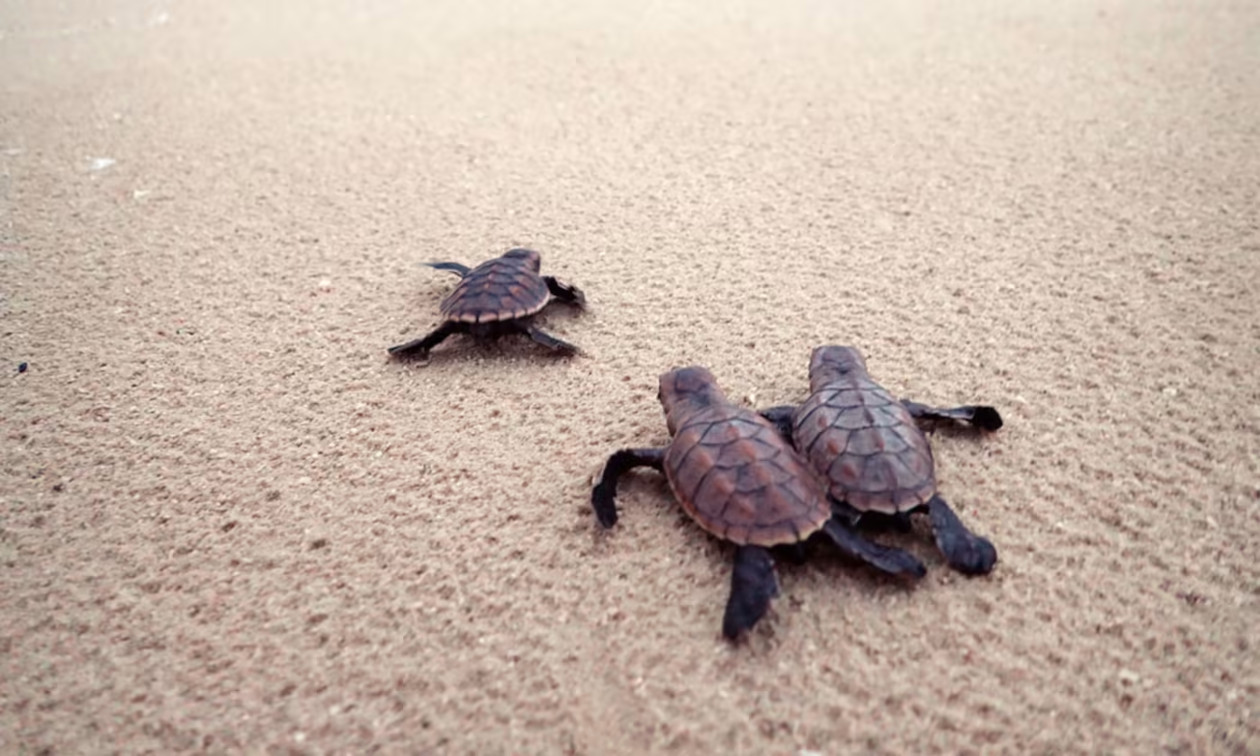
left=793, top=377, right=936, bottom=515
left=664, top=406, right=831, bottom=547
left=439, top=255, right=550, bottom=323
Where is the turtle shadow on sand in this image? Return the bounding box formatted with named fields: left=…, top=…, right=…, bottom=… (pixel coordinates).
left=388, top=248, right=587, bottom=363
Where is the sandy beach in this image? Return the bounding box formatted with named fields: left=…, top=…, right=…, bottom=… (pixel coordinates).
left=2, top=0, right=1257, bottom=753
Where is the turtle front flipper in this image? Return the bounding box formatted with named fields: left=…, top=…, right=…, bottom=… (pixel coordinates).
left=722, top=545, right=780, bottom=640
left=757, top=405, right=797, bottom=444
left=522, top=324, right=582, bottom=354
left=901, top=399, right=1003, bottom=432
left=926, top=494, right=997, bottom=575
left=591, top=448, right=666, bottom=528
left=388, top=321, right=464, bottom=358
left=821, top=519, right=926, bottom=578
left=425, top=261, right=472, bottom=277
left=543, top=276, right=586, bottom=308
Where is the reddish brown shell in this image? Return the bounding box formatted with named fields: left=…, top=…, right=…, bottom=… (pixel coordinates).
left=793, top=376, right=937, bottom=515
left=439, top=250, right=549, bottom=324
left=663, top=404, right=832, bottom=547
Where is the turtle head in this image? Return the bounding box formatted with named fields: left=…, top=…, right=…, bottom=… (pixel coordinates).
left=808, top=346, right=869, bottom=389
left=502, top=247, right=542, bottom=272
left=658, top=366, right=724, bottom=433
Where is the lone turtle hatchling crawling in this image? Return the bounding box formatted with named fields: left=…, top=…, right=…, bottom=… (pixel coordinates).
left=388, top=248, right=585, bottom=359
left=592, top=366, right=925, bottom=641
left=760, top=345, right=1004, bottom=576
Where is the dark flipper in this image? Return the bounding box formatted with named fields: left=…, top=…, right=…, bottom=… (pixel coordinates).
left=387, top=321, right=463, bottom=358
left=722, top=545, right=780, bottom=640
left=821, top=519, right=927, bottom=578
left=524, top=325, right=581, bottom=354
left=425, top=262, right=472, bottom=277
left=544, top=276, right=586, bottom=308
left=591, top=448, right=666, bottom=528
left=758, top=405, right=797, bottom=444
left=927, top=494, right=997, bottom=575
left=901, top=399, right=1003, bottom=432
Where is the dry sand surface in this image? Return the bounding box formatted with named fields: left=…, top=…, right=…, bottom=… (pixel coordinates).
left=2, top=0, right=1258, bottom=753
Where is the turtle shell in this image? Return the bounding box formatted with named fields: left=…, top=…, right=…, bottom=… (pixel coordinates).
left=793, top=373, right=937, bottom=515
left=660, top=368, right=832, bottom=547
left=439, top=248, right=550, bottom=324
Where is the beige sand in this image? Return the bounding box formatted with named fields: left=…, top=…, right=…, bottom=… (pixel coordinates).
left=2, top=0, right=1257, bottom=753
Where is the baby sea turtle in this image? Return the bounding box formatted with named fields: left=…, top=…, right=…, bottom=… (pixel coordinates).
left=388, top=248, right=585, bottom=358
left=593, top=366, right=925, bottom=640
left=761, top=346, right=1003, bottom=576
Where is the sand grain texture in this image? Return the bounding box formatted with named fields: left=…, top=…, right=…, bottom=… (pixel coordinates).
left=2, top=0, right=1257, bottom=753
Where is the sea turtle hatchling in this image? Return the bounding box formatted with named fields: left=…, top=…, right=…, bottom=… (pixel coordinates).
left=592, top=366, right=926, bottom=640
left=760, top=345, right=1004, bottom=576
left=388, top=248, right=585, bottom=359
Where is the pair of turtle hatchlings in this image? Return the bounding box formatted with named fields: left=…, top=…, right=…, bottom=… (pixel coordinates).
left=391, top=249, right=1004, bottom=640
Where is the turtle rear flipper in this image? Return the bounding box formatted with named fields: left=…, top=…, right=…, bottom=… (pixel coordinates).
left=927, top=495, right=997, bottom=575
left=821, top=519, right=926, bottom=578
left=388, top=321, right=464, bottom=357
left=523, top=324, right=582, bottom=354
left=722, top=545, right=780, bottom=640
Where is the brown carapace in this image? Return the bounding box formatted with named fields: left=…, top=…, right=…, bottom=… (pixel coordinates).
left=593, top=366, right=925, bottom=641
left=658, top=367, right=831, bottom=547
left=761, top=346, right=1004, bottom=576
left=388, top=248, right=585, bottom=359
